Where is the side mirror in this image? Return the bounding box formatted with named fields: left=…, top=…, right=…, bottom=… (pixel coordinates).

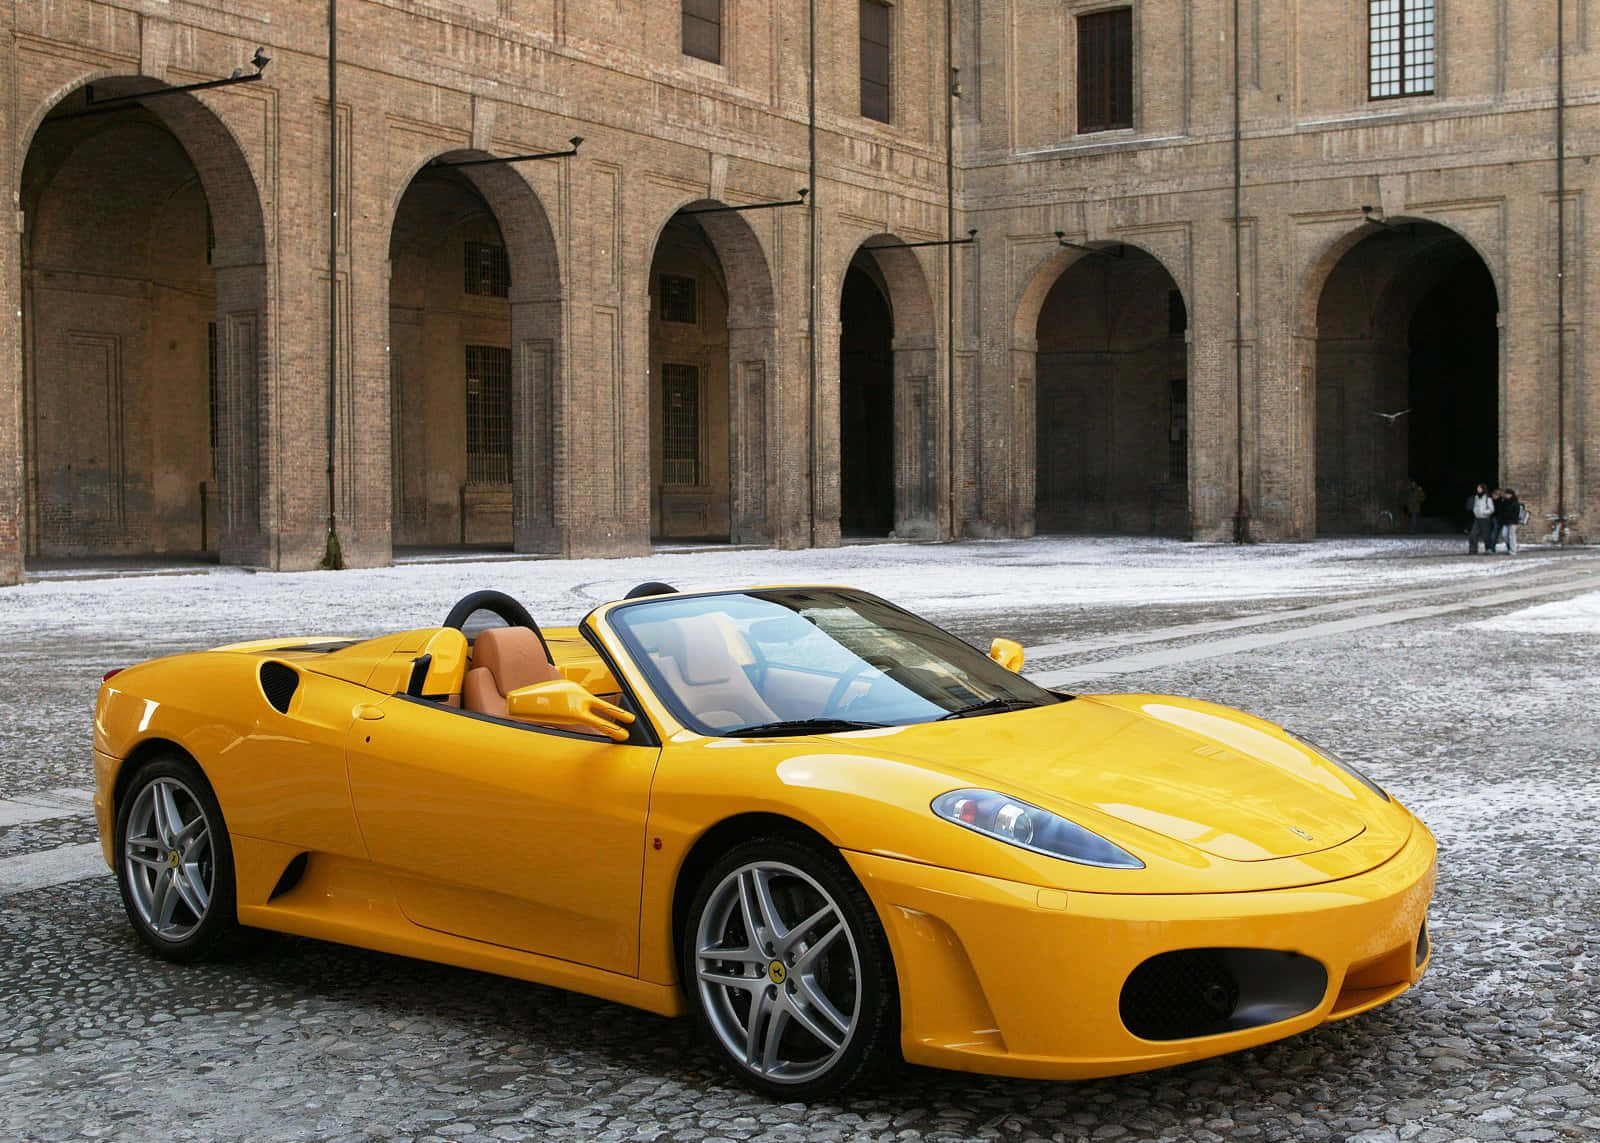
left=506, top=679, right=636, bottom=742
left=988, top=638, right=1025, bottom=673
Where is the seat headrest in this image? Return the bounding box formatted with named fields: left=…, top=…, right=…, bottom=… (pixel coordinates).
left=659, top=614, right=743, bottom=686
left=472, top=626, right=557, bottom=695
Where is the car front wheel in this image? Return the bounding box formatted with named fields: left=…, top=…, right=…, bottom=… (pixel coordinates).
left=115, top=754, right=239, bottom=962
left=683, top=835, right=899, bottom=1098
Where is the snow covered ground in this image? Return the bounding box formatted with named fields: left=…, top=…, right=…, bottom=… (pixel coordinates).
left=1, top=535, right=1586, bottom=649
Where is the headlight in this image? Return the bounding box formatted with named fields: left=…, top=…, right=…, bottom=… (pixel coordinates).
left=1290, top=731, right=1390, bottom=802
left=931, top=789, right=1144, bottom=869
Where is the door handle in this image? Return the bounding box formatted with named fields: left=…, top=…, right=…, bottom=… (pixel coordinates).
left=353, top=704, right=386, bottom=721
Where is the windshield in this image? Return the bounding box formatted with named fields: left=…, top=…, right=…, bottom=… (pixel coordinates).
left=605, top=588, right=1062, bottom=736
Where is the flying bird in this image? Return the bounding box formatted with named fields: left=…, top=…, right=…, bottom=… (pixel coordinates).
left=1372, top=408, right=1412, bottom=423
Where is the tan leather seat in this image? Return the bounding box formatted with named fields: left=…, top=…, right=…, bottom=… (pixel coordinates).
left=656, top=614, right=776, bottom=731
left=462, top=626, right=560, bottom=718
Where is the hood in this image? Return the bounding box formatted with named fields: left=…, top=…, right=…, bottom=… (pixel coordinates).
left=854, top=694, right=1379, bottom=863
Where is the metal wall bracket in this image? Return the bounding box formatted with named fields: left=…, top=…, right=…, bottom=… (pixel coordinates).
left=680, top=189, right=809, bottom=215
left=431, top=137, right=584, bottom=169
left=85, top=49, right=270, bottom=106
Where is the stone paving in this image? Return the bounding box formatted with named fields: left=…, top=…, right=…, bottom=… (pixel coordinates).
left=2, top=541, right=1597, bottom=1141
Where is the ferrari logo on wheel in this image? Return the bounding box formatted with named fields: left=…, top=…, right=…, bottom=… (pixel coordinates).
left=768, top=961, right=787, bottom=985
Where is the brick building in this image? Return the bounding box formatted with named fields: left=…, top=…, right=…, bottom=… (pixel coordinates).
left=1, top=2, right=1593, bottom=584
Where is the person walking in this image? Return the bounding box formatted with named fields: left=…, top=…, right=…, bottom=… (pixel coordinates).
left=1468, top=483, right=1495, bottom=554
left=1489, top=489, right=1506, bottom=552
left=1495, top=487, right=1522, bottom=555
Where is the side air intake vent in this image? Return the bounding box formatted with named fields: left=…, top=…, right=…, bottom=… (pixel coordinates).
left=260, top=661, right=300, bottom=714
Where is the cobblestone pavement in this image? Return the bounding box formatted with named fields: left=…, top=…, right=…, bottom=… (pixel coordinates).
left=2, top=541, right=1598, bottom=1141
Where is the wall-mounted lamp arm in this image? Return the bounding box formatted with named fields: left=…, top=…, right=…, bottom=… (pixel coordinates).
left=86, top=49, right=270, bottom=106
left=432, top=137, right=584, bottom=169
left=680, top=189, right=809, bottom=215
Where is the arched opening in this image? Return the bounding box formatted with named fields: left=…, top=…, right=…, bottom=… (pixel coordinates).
left=20, top=80, right=268, bottom=563
left=835, top=237, right=939, bottom=540
left=646, top=205, right=776, bottom=545
left=387, top=156, right=561, bottom=555
left=1033, top=245, right=1189, bottom=535
left=840, top=259, right=894, bottom=537
left=1313, top=223, right=1498, bottom=534
left=390, top=167, right=510, bottom=550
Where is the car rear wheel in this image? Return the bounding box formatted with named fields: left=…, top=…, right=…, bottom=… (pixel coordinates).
left=115, top=754, right=239, bottom=962
left=683, top=835, right=899, bottom=1098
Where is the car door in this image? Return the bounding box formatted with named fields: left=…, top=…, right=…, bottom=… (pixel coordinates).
left=345, top=694, right=660, bottom=976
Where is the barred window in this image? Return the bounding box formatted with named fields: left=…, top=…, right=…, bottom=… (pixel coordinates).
left=1369, top=0, right=1434, bottom=99
left=1078, top=8, right=1134, bottom=133
left=465, top=241, right=510, bottom=297
left=207, top=322, right=218, bottom=475
left=860, top=0, right=892, bottom=123
left=662, top=363, right=701, bottom=486
left=660, top=275, right=698, bottom=324
left=465, top=345, right=512, bottom=484
left=1169, top=378, right=1188, bottom=483
left=682, top=0, right=721, bottom=64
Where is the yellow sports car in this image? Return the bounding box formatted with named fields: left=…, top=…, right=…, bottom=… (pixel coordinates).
left=93, top=584, right=1435, bottom=1097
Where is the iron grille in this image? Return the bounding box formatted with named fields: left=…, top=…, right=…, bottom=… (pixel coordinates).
left=860, top=0, right=892, bottom=122
left=207, top=321, right=219, bottom=475
left=682, top=0, right=721, bottom=63
left=662, top=363, right=701, bottom=486
left=466, top=344, right=512, bottom=484
left=1078, top=8, right=1134, bottom=133
left=660, top=275, right=698, bottom=324
left=1369, top=0, right=1434, bottom=99
left=1169, top=378, right=1188, bottom=483
left=465, top=240, right=510, bottom=297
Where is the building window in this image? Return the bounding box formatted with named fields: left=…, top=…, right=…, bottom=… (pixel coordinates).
left=465, top=345, right=512, bottom=484
left=682, top=0, right=721, bottom=64
left=464, top=241, right=510, bottom=297
left=1077, top=7, right=1134, bottom=133
left=1169, top=378, right=1188, bottom=483
left=1369, top=1, right=1434, bottom=99
left=660, top=274, right=699, bottom=324
left=207, top=322, right=219, bottom=476
left=860, top=0, right=892, bottom=123
left=662, top=363, right=701, bottom=486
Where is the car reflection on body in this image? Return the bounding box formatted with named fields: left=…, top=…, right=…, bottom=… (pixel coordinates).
left=94, top=583, right=1434, bottom=1097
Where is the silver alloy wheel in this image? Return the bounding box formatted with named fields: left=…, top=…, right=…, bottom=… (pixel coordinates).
left=694, top=860, right=862, bottom=1085
left=122, top=776, right=214, bottom=942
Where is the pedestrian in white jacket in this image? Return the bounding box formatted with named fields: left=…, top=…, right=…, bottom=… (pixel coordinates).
left=1467, top=483, right=1495, bottom=554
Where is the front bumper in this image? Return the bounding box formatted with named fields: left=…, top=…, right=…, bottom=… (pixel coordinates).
left=845, top=821, right=1436, bottom=1080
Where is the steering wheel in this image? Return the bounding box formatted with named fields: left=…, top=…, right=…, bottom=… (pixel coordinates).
left=442, top=590, right=552, bottom=661
left=820, top=658, right=888, bottom=717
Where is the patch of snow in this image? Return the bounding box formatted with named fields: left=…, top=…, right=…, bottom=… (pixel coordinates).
left=1470, top=590, right=1600, bottom=634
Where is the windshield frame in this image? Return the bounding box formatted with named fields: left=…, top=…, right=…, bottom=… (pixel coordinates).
left=602, top=586, right=1062, bottom=738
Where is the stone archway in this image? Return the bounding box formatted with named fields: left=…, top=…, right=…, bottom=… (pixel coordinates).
left=17, top=78, right=269, bottom=566
left=1310, top=222, right=1499, bottom=534
left=1020, top=243, right=1190, bottom=535
left=386, top=156, right=561, bottom=553
left=837, top=236, right=939, bottom=539
left=645, top=202, right=776, bottom=545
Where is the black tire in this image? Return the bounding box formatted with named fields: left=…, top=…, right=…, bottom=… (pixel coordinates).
left=113, top=753, right=241, bottom=963
left=681, top=834, right=900, bottom=1098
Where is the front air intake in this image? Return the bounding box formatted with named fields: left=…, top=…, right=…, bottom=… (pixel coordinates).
left=259, top=661, right=300, bottom=714
left=1120, top=948, right=1328, bottom=1041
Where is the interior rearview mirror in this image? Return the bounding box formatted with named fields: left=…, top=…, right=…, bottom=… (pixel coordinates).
left=505, top=679, right=636, bottom=741
left=988, top=638, right=1025, bottom=673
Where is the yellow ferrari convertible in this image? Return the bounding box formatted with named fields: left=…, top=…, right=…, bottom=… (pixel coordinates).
left=93, top=584, right=1435, bottom=1097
